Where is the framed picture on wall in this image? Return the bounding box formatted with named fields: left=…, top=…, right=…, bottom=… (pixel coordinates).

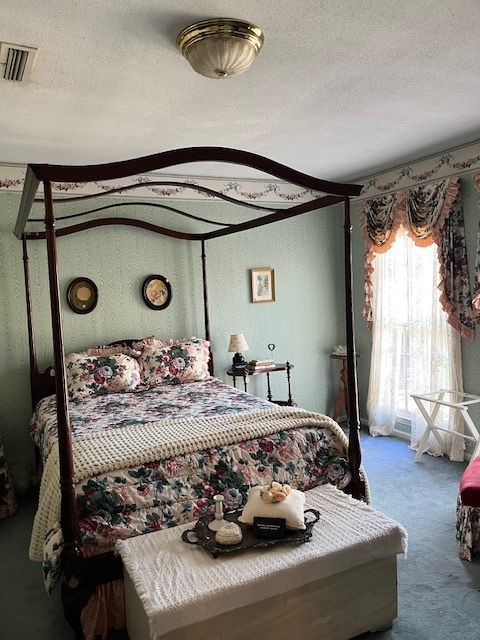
left=66, top=277, right=98, bottom=314
left=251, top=268, right=275, bottom=303
left=142, top=274, right=172, bottom=310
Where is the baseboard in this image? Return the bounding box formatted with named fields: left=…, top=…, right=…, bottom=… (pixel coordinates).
left=358, top=418, right=474, bottom=460
left=391, top=428, right=410, bottom=441
left=360, top=421, right=410, bottom=442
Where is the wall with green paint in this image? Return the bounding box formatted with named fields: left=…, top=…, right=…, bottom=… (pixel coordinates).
left=0, top=190, right=348, bottom=490
left=3, top=140, right=479, bottom=491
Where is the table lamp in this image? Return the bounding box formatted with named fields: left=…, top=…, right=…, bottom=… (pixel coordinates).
left=228, top=333, right=249, bottom=368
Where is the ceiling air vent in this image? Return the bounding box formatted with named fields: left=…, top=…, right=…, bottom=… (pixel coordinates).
left=0, top=42, right=38, bottom=82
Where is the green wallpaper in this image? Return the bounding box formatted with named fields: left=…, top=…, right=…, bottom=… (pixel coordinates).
left=0, top=192, right=347, bottom=490
left=4, top=153, right=478, bottom=491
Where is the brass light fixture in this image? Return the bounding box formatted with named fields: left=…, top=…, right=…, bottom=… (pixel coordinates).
left=177, top=18, right=264, bottom=79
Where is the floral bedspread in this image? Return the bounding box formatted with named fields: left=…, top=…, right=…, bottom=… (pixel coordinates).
left=30, top=379, right=351, bottom=592
left=32, top=378, right=273, bottom=462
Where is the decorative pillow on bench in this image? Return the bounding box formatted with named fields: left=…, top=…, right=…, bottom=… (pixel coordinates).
left=238, top=485, right=306, bottom=530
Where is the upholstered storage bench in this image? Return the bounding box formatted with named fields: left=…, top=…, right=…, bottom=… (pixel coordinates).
left=116, top=484, right=407, bottom=640
left=457, top=456, right=480, bottom=561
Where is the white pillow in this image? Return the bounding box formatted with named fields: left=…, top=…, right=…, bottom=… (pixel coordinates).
left=238, top=486, right=306, bottom=530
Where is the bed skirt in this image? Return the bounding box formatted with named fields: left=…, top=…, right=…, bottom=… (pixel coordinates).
left=80, top=580, right=125, bottom=640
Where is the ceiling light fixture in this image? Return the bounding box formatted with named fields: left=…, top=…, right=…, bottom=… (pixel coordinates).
left=176, top=18, right=264, bottom=80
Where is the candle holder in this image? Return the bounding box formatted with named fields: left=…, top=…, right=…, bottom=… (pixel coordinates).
left=208, top=494, right=228, bottom=531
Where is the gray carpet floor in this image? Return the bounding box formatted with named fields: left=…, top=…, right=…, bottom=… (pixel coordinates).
left=359, top=433, right=480, bottom=640
left=1, top=432, right=479, bottom=639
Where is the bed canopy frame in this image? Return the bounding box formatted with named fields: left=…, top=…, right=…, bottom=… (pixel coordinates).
left=14, top=146, right=364, bottom=620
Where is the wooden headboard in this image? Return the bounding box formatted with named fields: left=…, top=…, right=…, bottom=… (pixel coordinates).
left=31, top=366, right=56, bottom=407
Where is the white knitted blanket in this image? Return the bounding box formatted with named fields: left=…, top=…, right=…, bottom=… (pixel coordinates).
left=117, top=483, right=407, bottom=639
left=30, top=406, right=348, bottom=561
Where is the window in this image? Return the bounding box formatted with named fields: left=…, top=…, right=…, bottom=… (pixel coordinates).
left=367, top=225, right=462, bottom=456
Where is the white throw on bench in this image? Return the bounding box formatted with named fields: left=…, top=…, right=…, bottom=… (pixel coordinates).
left=116, top=484, right=407, bottom=640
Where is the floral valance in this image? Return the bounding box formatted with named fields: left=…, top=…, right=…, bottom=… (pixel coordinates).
left=359, top=177, right=476, bottom=341
left=361, top=193, right=403, bottom=253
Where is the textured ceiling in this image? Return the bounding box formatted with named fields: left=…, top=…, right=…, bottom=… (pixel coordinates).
left=2, top=0, right=480, bottom=180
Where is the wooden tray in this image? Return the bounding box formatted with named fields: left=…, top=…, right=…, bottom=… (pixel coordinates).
left=181, top=508, right=320, bottom=558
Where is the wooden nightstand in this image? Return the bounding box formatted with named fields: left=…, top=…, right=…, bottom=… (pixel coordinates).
left=226, top=362, right=295, bottom=406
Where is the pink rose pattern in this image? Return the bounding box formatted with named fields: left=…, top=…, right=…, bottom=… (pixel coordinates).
left=32, top=379, right=350, bottom=593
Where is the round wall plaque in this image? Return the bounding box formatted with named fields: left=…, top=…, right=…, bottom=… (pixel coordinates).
left=66, top=277, right=98, bottom=314
left=142, top=275, right=172, bottom=310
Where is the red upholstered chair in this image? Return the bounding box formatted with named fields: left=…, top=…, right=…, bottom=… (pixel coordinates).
left=456, top=456, right=480, bottom=560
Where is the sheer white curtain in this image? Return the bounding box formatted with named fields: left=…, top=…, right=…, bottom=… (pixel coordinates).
left=367, top=225, right=463, bottom=459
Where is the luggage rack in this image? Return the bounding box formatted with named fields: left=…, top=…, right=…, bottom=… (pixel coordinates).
left=411, top=389, right=480, bottom=462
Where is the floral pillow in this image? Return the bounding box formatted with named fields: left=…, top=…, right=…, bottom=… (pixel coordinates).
left=141, top=339, right=211, bottom=386
left=65, top=352, right=142, bottom=399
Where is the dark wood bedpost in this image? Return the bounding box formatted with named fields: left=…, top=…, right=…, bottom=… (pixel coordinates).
left=22, top=234, right=39, bottom=406
left=201, top=239, right=214, bottom=376
left=43, top=180, right=81, bottom=568
left=343, top=197, right=365, bottom=501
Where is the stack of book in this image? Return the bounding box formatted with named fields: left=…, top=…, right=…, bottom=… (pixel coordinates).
left=247, top=359, right=276, bottom=373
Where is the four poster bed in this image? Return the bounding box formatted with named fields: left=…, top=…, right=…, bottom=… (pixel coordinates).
left=15, top=148, right=366, bottom=639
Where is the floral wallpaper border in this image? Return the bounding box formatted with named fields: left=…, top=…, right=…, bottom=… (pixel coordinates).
left=358, top=140, right=480, bottom=199
left=3, top=139, right=480, bottom=203
left=0, top=164, right=321, bottom=204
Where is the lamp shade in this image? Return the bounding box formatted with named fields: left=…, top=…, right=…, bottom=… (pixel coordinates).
left=228, top=334, right=249, bottom=353
left=177, top=18, right=264, bottom=79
